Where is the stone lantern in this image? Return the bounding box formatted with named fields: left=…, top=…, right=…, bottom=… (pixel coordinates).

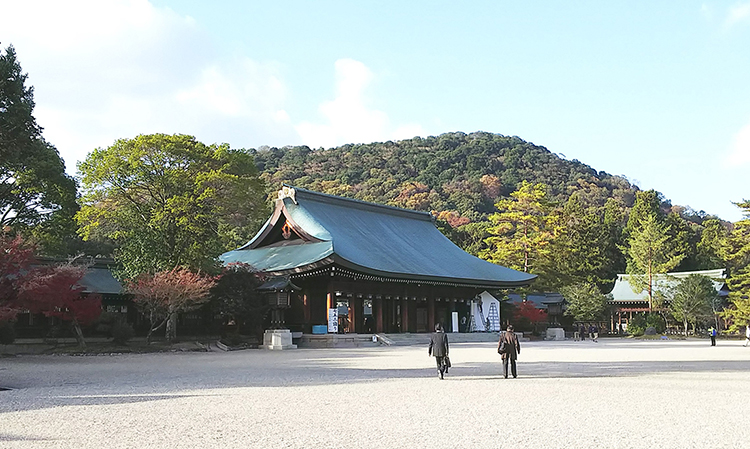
left=257, top=277, right=300, bottom=350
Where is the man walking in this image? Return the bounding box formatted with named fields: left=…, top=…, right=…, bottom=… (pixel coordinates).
left=498, top=324, right=521, bottom=379
left=709, top=326, right=717, bottom=346
left=744, top=325, right=750, bottom=347
left=428, top=323, right=449, bottom=379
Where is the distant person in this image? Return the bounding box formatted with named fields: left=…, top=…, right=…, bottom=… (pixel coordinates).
left=573, top=324, right=580, bottom=341
left=590, top=324, right=599, bottom=342
left=745, top=326, right=750, bottom=347
left=428, top=323, right=449, bottom=379
left=709, top=326, right=717, bottom=346
left=579, top=324, right=586, bottom=341
left=498, top=325, right=521, bottom=379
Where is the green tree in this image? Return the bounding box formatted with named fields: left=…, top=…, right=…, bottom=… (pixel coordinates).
left=625, top=215, right=685, bottom=311
left=480, top=181, right=560, bottom=279
left=561, top=282, right=609, bottom=322
left=721, top=200, right=750, bottom=331
left=549, top=194, right=622, bottom=291
left=669, top=274, right=716, bottom=336
left=76, top=134, right=267, bottom=277
left=695, top=218, right=729, bottom=270
left=210, top=264, right=269, bottom=341
left=1, top=44, right=78, bottom=254
left=624, top=190, right=663, bottom=237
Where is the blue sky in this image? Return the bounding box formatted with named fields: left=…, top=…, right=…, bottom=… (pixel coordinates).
left=2, top=1, right=749, bottom=221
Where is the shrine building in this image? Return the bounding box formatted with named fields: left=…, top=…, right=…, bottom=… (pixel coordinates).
left=608, top=268, right=728, bottom=332
left=220, top=186, right=536, bottom=334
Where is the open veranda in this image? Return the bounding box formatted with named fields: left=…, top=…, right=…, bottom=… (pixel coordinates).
left=2, top=338, right=750, bottom=448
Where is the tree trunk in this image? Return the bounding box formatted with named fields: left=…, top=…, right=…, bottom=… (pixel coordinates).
left=683, top=319, right=688, bottom=337
left=165, top=313, right=178, bottom=342
left=72, top=320, right=86, bottom=348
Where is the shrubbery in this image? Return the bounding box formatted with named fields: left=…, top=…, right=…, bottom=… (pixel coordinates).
left=0, top=321, right=15, bottom=344
left=111, top=322, right=135, bottom=345
left=627, top=313, right=666, bottom=336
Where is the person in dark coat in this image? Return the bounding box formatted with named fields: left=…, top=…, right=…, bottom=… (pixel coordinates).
left=499, top=324, right=521, bottom=378
left=428, top=323, right=449, bottom=379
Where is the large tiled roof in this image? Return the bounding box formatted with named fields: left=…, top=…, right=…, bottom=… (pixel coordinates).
left=220, top=186, right=536, bottom=288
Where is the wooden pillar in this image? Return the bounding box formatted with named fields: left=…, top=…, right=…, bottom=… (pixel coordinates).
left=401, top=298, right=409, bottom=332
left=427, top=297, right=435, bottom=332
left=375, top=298, right=384, bottom=333
left=326, top=292, right=333, bottom=332
left=303, top=294, right=311, bottom=323
left=350, top=298, right=360, bottom=333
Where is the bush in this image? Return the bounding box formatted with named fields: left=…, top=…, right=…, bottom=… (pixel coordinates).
left=646, top=313, right=666, bottom=333
left=627, top=314, right=647, bottom=336
left=0, top=321, right=16, bottom=345
left=111, top=322, right=135, bottom=345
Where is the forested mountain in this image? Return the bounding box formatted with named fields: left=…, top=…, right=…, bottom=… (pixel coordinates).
left=254, top=131, right=638, bottom=224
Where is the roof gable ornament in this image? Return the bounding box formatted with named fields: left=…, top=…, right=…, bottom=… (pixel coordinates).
left=278, top=186, right=297, bottom=204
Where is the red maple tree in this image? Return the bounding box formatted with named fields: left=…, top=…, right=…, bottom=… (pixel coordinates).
left=19, top=263, right=102, bottom=347
left=126, top=267, right=216, bottom=342
left=513, top=301, right=548, bottom=332
left=0, top=231, right=36, bottom=321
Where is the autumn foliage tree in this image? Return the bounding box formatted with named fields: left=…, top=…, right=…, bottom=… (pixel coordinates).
left=19, top=263, right=102, bottom=347
left=513, top=300, right=548, bottom=333
left=0, top=230, right=36, bottom=321
left=126, top=267, right=216, bottom=342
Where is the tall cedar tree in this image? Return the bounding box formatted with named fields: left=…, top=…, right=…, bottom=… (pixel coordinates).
left=76, top=134, right=267, bottom=278
left=669, top=274, right=717, bottom=336
left=126, top=267, right=216, bottom=342
left=19, top=263, right=102, bottom=347
left=549, top=194, right=622, bottom=291
left=0, top=45, right=78, bottom=254
left=625, top=215, right=684, bottom=311
left=481, top=181, right=560, bottom=286
left=721, top=200, right=750, bottom=330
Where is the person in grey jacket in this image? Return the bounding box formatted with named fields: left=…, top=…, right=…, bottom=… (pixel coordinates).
left=428, top=323, right=449, bottom=379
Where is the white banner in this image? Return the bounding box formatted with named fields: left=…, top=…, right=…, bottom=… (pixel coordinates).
left=328, top=308, right=338, bottom=334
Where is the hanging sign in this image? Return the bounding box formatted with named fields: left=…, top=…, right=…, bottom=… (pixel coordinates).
left=328, top=308, right=339, bottom=333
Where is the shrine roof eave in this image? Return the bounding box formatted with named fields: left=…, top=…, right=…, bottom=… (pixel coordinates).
left=262, top=256, right=535, bottom=289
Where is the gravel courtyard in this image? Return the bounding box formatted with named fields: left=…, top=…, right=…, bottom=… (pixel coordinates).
left=2, top=338, right=750, bottom=448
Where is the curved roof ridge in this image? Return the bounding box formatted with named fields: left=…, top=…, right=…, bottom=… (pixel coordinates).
left=287, top=185, right=435, bottom=222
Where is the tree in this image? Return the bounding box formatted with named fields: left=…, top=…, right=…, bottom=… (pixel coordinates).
left=669, top=274, right=716, bottom=336
left=0, top=230, right=36, bottom=321
left=1, top=45, right=78, bottom=254
left=625, top=214, right=685, bottom=310
left=126, top=267, right=216, bottom=342
left=76, top=134, right=268, bottom=278
left=481, top=181, right=560, bottom=279
left=18, top=263, right=102, bottom=347
left=561, top=282, right=608, bottom=322
left=695, top=218, right=729, bottom=270
left=549, top=194, right=622, bottom=291
left=210, top=264, right=269, bottom=341
left=721, top=200, right=750, bottom=331
left=513, top=301, right=547, bottom=333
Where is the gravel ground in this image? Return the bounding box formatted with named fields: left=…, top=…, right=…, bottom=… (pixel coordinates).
left=2, top=338, right=750, bottom=448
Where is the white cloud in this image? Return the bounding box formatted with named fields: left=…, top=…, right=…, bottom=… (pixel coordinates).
left=0, top=0, right=296, bottom=172
left=295, top=59, right=426, bottom=149
left=725, top=120, right=750, bottom=166
left=725, top=2, right=750, bottom=28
